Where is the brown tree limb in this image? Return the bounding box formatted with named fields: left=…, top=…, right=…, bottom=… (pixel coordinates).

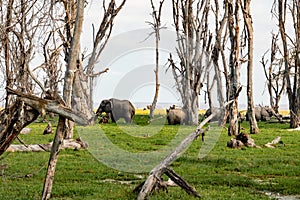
left=89, top=67, right=109, bottom=77
left=6, top=87, right=92, bottom=126
left=164, top=167, right=200, bottom=197
left=137, top=111, right=217, bottom=200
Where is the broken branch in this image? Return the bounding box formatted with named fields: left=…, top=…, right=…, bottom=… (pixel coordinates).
left=6, top=87, right=92, bottom=125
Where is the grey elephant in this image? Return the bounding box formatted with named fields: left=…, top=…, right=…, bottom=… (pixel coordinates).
left=166, top=107, right=186, bottom=125
left=96, top=98, right=135, bottom=123
left=246, top=106, right=274, bottom=121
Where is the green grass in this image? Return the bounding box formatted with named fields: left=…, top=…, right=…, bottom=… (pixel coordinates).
left=0, top=115, right=300, bottom=199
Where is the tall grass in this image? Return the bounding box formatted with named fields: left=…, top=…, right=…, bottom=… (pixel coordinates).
left=0, top=115, right=299, bottom=199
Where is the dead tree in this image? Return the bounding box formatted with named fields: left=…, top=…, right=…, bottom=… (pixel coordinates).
left=261, top=33, right=286, bottom=114
left=42, top=1, right=127, bottom=199
left=42, top=1, right=86, bottom=198
left=240, top=0, right=259, bottom=134
left=147, top=0, right=165, bottom=119
left=273, top=0, right=300, bottom=128
left=85, top=0, right=126, bottom=111
left=210, top=0, right=229, bottom=125
left=0, top=0, right=48, bottom=155
left=0, top=1, right=125, bottom=199
left=227, top=0, right=242, bottom=136
left=170, top=0, right=212, bottom=125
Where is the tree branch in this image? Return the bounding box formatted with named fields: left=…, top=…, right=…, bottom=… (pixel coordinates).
left=6, top=87, right=92, bottom=126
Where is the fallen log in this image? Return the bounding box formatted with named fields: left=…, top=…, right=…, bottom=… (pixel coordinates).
left=136, top=112, right=217, bottom=200
left=264, top=136, right=282, bottom=148
left=6, top=138, right=88, bottom=152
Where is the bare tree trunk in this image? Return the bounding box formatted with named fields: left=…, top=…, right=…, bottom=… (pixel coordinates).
left=42, top=0, right=84, bottom=199
left=227, top=0, right=241, bottom=136
left=240, top=0, right=259, bottom=134
left=212, top=0, right=228, bottom=125
left=41, top=116, right=65, bottom=200
left=277, top=0, right=300, bottom=128
left=295, top=0, right=300, bottom=127
left=149, top=0, right=164, bottom=119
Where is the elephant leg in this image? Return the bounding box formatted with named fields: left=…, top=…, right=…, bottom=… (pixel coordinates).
left=111, top=114, right=116, bottom=123
left=124, top=116, right=130, bottom=123
left=130, top=114, right=134, bottom=123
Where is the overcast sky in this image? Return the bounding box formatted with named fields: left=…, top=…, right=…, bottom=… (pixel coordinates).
left=82, top=0, right=289, bottom=109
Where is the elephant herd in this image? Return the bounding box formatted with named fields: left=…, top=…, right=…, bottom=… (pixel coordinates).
left=95, top=98, right=280, bottom=125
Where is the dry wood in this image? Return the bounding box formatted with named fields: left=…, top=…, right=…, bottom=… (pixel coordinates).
left=6, top=138, right=88, bottom=152
left=42, top=1, right=85, bottom=199
left=170, top=0, right=212, bottom=125
left=149, top=0, right=164, bottom=119
left=264, top=136, right=281, bottom=148
left=261, top=34, right=286, bottom=114
left=42, top=116, right=66, bottom=200
left=137, top=112, right=217, bottom=200
left=7, top=87, right=92, bottom=126
left=276, top=0, right=300, bottom=128
left=240, top=0, right=259, bottom=134
left=227, top=0, right=242, bottom=136
left=164, top=167, right=200, bottom=197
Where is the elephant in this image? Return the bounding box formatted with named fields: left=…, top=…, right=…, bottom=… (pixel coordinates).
left=166, top=107, right=186, bottom=125
left=96, top=98, right=135, bottom=123
left=246, top=106, right=275, bottom=121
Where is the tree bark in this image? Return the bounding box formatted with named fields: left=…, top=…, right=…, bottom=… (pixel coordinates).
left=42, top=116, right=65, bottom=200
left=240, top=0, right=259, bottom=134
left=6, top=87, right=92, bottom=125
left=277, top=0, right=300, bottom=128
left=227, top=0, right=241, bottom=136
left=0, top=103, right=39, bottom=156
left=149, top=0, right=164, bottom=119
left=7, top=138, right=88, bottom=152
left=42, top=0, right=85, bottom=199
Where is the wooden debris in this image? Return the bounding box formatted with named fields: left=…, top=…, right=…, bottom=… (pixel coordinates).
left=6, top=138, right=88, bottom=152
left=227, top=132, right=256, bottom=148
left=136, top=112, right=216, bottom=200
left=227, top=138, right=245, bottom=148
left=6, top=87, right=93, bottom=126
left=264, top=136, right=282, bottom=148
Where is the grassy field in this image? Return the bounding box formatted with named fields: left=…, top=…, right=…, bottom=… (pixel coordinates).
left=0, top=115, right=299, bottom=200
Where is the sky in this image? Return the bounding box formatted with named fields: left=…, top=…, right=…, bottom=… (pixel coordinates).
left=82, top=0, right=289, bottom=109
